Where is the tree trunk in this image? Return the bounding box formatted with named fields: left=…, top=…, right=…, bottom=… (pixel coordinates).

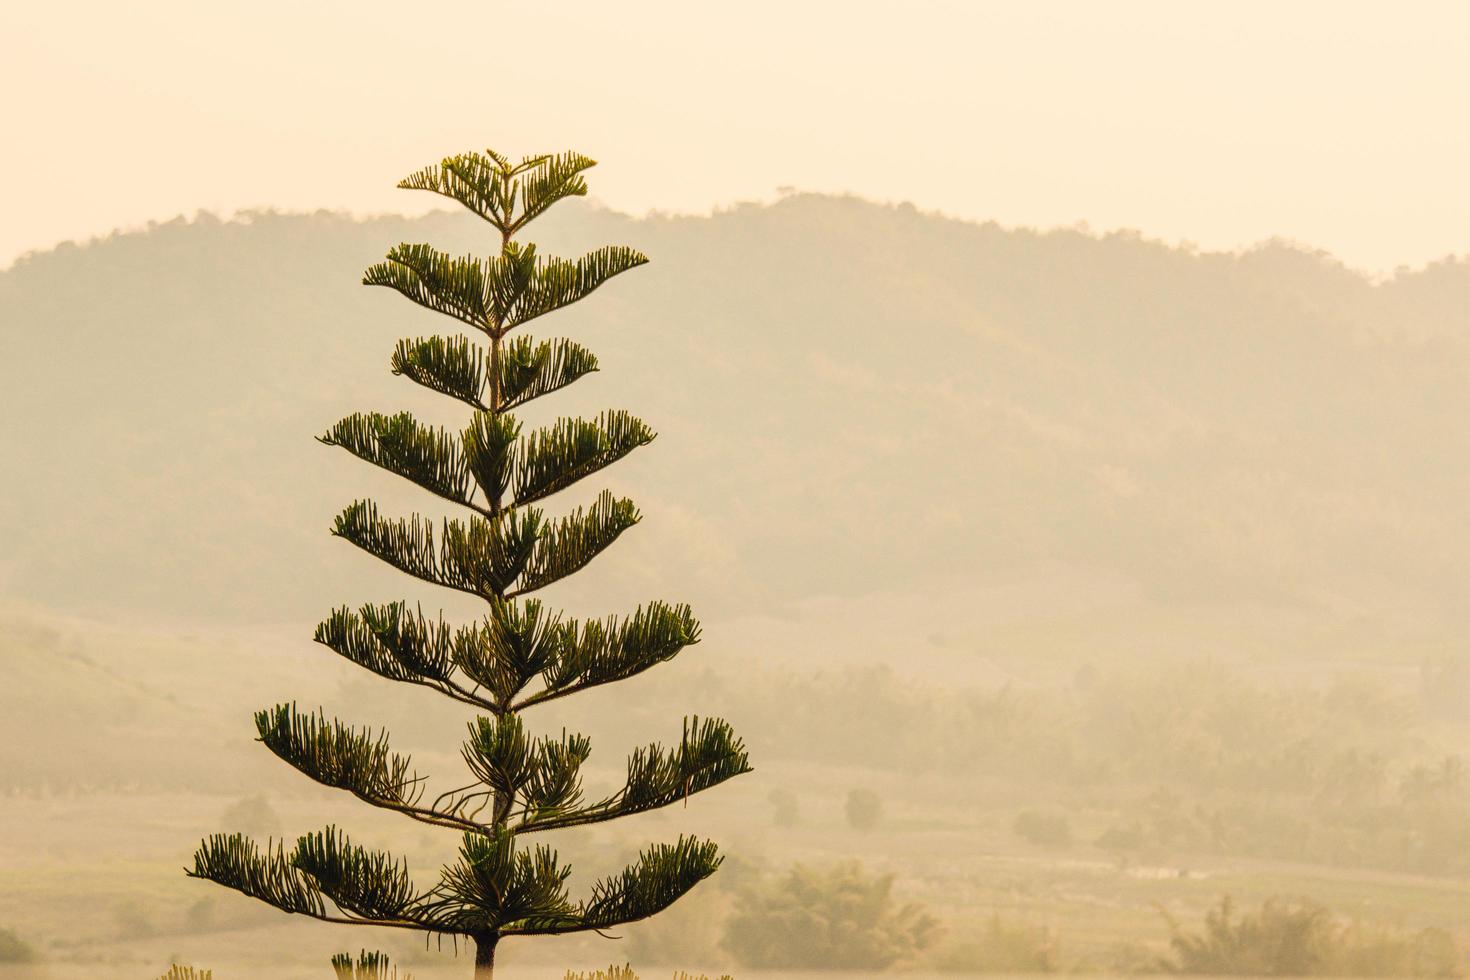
left=473, top=933, right=498, bottom=979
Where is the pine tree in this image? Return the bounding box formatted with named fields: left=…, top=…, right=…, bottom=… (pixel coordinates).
left=188, top=149, right=752, bottom=978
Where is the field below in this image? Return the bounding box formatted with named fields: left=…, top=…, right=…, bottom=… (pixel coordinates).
left=4, top=773, right=1470, bottom=980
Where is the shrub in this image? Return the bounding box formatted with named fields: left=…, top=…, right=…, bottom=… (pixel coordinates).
left=0, top=926, right=38, bottom=963
left=1163, top=896, right=1332, bottom=976
left=722, top=861, right=938, bottom=969
left=936, top=915, right=1057, bottom=973
left=1162, top=896, right=1463, bottom=977
left=1325, top=921, right=1460, bottom=979
left=1013, top=809, right=1073, bottom=848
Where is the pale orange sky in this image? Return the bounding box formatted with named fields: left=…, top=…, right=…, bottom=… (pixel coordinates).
left=4, top=0, right=1468, bottom=274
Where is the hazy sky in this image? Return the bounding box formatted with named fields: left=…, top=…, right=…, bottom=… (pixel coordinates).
left=5, top=1, right=1469, bottom=274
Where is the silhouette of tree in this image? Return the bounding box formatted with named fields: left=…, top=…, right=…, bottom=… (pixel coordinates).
left=188, top=149, right=751, bottom=978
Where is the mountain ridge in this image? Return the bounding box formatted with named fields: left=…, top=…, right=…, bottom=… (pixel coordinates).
left=3, top=193, right=1467, bottom=659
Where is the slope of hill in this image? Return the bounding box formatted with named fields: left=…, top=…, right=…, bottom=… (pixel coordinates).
left=2, top=195, right=1468, bottom=662
left=5, top=199, right=1470, bottom=975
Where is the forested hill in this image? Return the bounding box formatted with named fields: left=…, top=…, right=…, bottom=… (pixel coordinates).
left=3, top=195, right=1468, bottom=660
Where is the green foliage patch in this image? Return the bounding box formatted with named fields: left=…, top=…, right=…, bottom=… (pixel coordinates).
left=722, top=861, right=938, bottom=969
left=1162, top=896, right=1460, bottom=978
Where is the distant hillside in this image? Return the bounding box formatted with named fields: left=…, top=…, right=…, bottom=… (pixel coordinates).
left=3, top=195, right=1468, bottom=658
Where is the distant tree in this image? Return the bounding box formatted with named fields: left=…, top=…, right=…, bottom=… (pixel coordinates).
left=768, top=787, right=800, bottom=827
left=218, top=794, right=282, bottom=840
left=187, top=149, right=751, bottom=978
left=845, top=788, right=882, bottom=831
left=113, top=899, right=156, bottom=940
left=1095, top=822, right=1146, bottom=862
left=1419, top=656, right=1470, bottom=722
left=1399, top=756, right=1468, bottom=808
left=183, top=896, right=216, bottom=932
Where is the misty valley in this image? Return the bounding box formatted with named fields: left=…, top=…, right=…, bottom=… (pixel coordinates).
left=4, top=191, right=1470, bottom=978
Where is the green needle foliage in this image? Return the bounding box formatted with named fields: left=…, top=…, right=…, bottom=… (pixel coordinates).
left=188, top=148, right=751, bottom=978
left=158, top=968, right=213, bottom=980
left=332, top=949, right=414, bottom=980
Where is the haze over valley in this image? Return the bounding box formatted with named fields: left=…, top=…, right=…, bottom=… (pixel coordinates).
left=4, top=195, right=1470, bottom=976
